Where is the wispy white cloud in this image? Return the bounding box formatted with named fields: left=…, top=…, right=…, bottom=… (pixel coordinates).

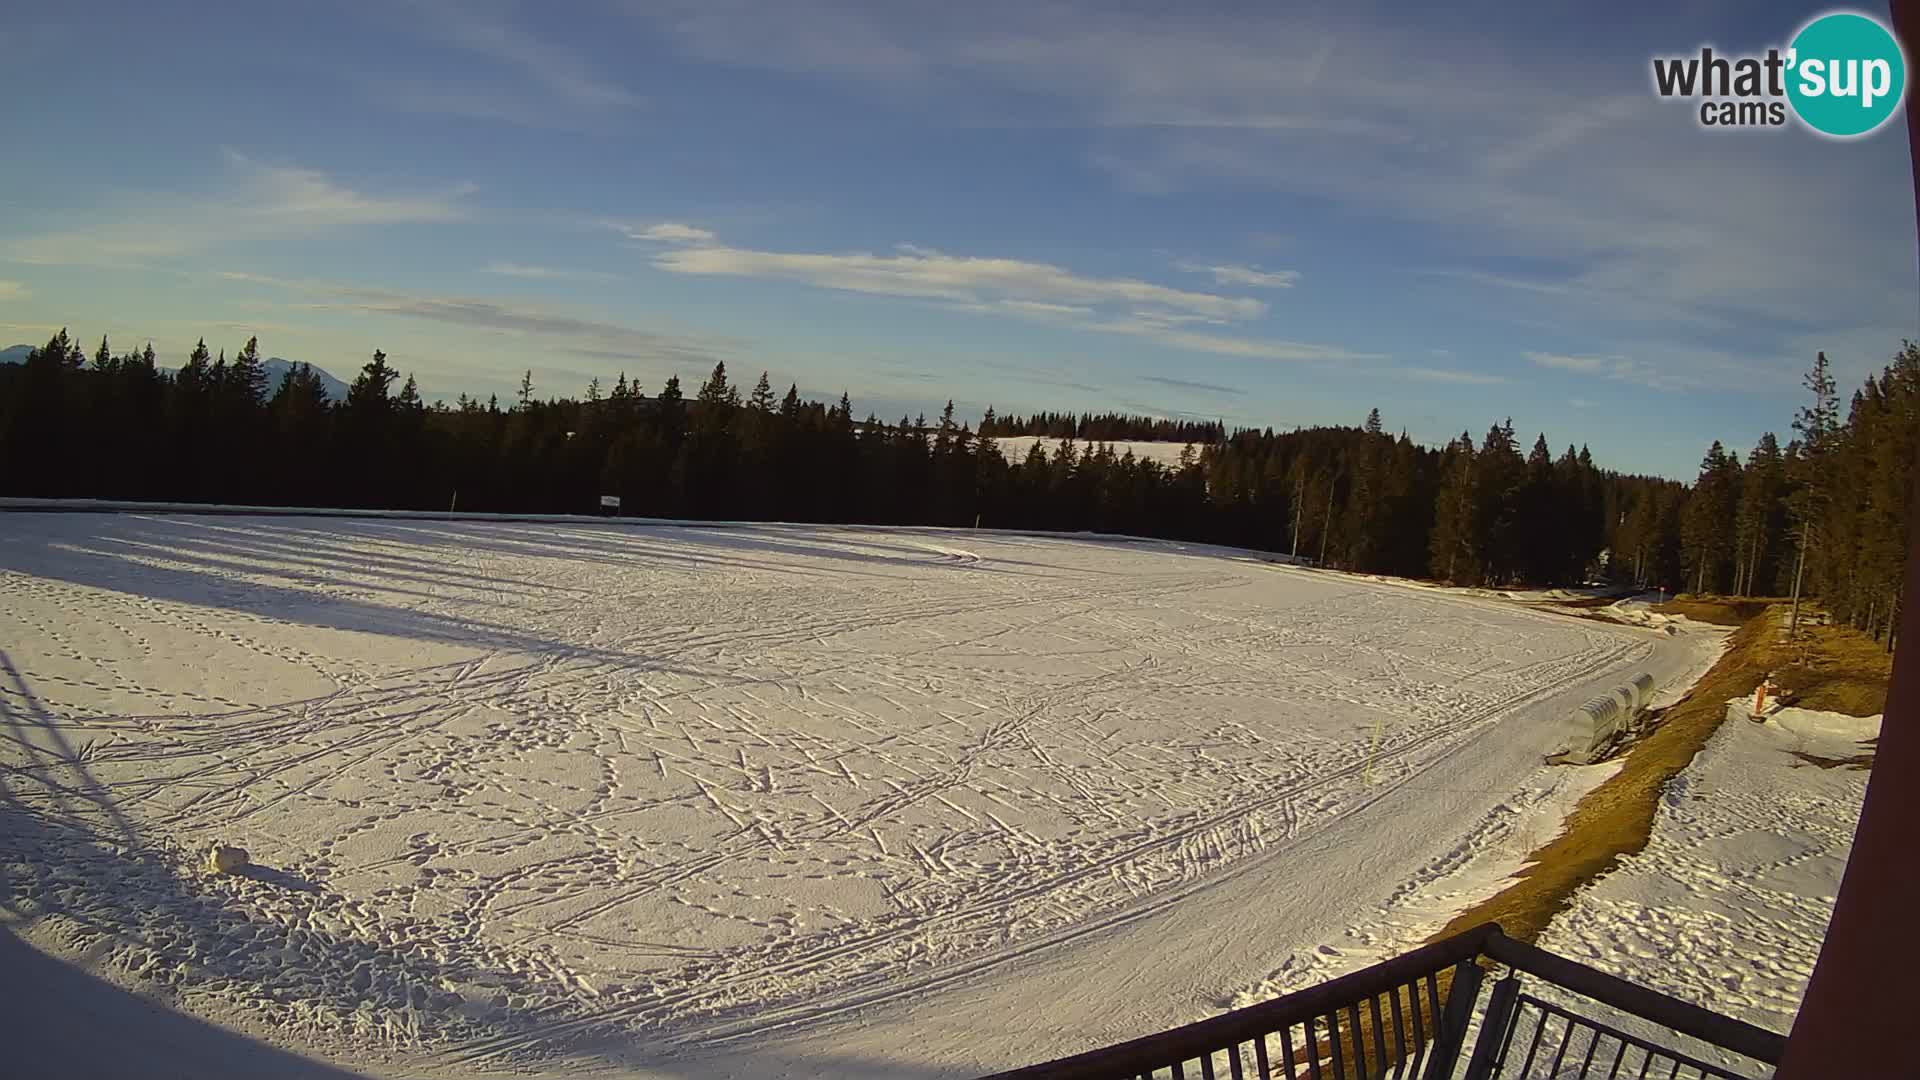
left=360, top=80, right=596, bottom=131
left=609, top=221, right=717, bottom=246
left=428, top=4, right=642, bottom=110
left=1098, top=110, right=1410, bottom=142
left=1418, top=268, right=1569, bottom=296
left=637, top=228, right=1383, bottom=362
left=1140, top=373, right=1245, bottom=396
left=652, top=238, right=1266, bottom=320
left=0, top=281, right=28, bottom=301
left=1095, top=317, right=1373, bottom=362
left=1399, top=366, right=1506, bottom=385
left=1528, top=351, right=1690, bottom=391
left=218, top=149, right=470, bottom=226
left=1481, top=96, right=1645, bottom=175
left=4, top=151, right=470, bottom=266
left=364, top=1, right=642, bottom=127
left=1175, top=260, right=1300, bottom=289
left=1528, top=352, right=1609, bottom=375
left=633, top=0, right=925, bottom=81
left=629, top=4, right=1911, bottom=371
left=481, top=261, right=618, bottom=282
left=218, top=271, right=735, bottom=370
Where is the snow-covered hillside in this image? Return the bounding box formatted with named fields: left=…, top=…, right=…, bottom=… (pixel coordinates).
left=0, top=513, right=1706, bottom=1077
left=994, top=435, right=1194, bottom=468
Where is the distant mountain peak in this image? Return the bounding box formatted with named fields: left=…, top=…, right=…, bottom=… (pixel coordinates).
left=0, top=345, right=349, bottom=402
left=260, top=357, right=350, bottom=402
left=0, top=342, right=353, bottom=401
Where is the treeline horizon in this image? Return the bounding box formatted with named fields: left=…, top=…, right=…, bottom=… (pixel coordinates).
left=977, top=411, right=1224, bottom=444
left=2, top=329, right=1912, bottom=642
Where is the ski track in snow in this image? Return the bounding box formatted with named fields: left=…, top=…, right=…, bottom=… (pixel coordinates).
left=0, top=513, right=1656, bottom=1069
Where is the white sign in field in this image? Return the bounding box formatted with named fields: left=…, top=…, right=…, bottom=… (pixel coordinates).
left=599, top=495, right=621, bottom=510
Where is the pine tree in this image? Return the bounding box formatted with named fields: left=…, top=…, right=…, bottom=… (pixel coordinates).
left=268, top=363, right=334, bottom=480
left=748, top=371, right=775, bottom=413
left=1338, top=409, right=1384, bottom=571
left=1787, top=351, right=1839, bottom=635
left=229, top=335, right=267, bottom=406
left=1472, top=420, right=1523, bottom=584
left=347, top=350, right=398, bottom=414
left=1430, top=432, right=1478, bottom=582
left=1732, top=433, right=1785, bottom=595
left=974, top=407, right=1003, bottom=524
left=31, top=328, right=83, bottom=370
left=177, top=338, right=213, bottom=395
left=1681, top=441, right=1740, bottom=594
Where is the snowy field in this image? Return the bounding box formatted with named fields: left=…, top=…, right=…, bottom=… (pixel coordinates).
left=0, top=513, right=1706, bottom=1077
left=1535, top=704, right=1876, bottom=1061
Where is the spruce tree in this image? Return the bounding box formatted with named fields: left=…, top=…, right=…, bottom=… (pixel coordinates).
left=177, top=338, right=213, bottom=395
left=1430, top=432, right=1478, bottom=582
left=229, top=335, right=267, bottom=406
left=1681, top=441, right=1739, bottom=594
left=1787, top=352, right=1838, bottom=634
left=346, top=349, right=398, bottom=415
left=1732, top=433, right=1785, bottom=595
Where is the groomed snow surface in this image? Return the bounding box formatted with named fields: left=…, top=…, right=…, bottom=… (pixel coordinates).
left=1, top=514, right=1723, bottom=1077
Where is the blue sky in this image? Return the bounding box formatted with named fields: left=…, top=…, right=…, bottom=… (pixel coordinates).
left=2, top=0, right=1914, bottom=478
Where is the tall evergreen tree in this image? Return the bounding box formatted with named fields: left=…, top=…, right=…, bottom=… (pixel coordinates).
left=1430, top=432, right=1478, bottom=582
left=346, top=349, right=398, bottom=415
left=228, top=335, right=267, bottom=406
left=1681, top=441, right=1740, bottom=594
left=1732, top=433, right=1785, bottom=595
left=1787, top=351, right=1839, bottom=634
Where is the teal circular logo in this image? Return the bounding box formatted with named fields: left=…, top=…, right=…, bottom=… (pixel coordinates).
left=1786, top=12, right=1907, bottom=138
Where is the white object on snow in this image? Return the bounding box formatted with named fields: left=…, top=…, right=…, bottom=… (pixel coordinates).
left=204, top=844, right=249, bottom=875
left=1554, top=672, right=1656, bottom=764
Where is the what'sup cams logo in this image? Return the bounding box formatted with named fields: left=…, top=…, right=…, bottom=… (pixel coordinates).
left=1652, top=10, right=1907, bottom=137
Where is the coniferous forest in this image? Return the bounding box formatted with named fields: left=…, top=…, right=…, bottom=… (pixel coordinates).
left=2, top=329, right=1915, bottom=643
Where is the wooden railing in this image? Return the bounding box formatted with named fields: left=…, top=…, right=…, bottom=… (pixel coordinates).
left=983, top=924, right=1786, bottom=1080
